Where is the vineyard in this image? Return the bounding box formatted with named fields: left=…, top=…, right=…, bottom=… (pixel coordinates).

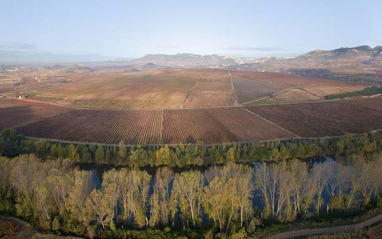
left=340, top=97, right=382, bottom=111
left=199, top=69, right=230, bottom=83
left=248, top=98, right=382, bottom=137
left=18, top=109, right=163, bottom=145
left=32, top=70, right=199, bottom=110
left=15, top=106, right=294, bottom=145
left=183, top=82, right=234, bottom=108
left=230, top=70, right=331, bottom=87
left=162, top=108, right=294, bottom=144
left=7, top=68, right=372, bottom=110
left=232, top=76, right=284, bottom=103
left=0, top=99, right=72, bottom=129
left=1, top=96, right=382, bottom=145
left=273, top=88, right=321, bottom=102
left=302, top=81, right=370, bottom=97
left=231, top=71, right=371, bottom=104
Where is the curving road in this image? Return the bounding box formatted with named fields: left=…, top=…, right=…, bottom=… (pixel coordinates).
left=266, top=213, right=382, bottom=239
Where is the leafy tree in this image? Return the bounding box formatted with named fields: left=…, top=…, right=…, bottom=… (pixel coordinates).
left=170, top=171, right=203, bottom=227
left=117, top=169, right=151, bottom=227
left=82, top=146, right=93, bottom=163
left=95, top=145, right=105, bottom=164
left=149, top=167, right=173, bottom=227
left=67, top=170, right=95, bottom=232
left=67, top=144, right=80, bottom=162
left=0, top=136, right=4, bottom=156
left=117, top=141, right=126, bottom=165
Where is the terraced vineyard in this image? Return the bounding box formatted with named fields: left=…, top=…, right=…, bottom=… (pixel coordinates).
left=232, top=76, right=284, bottom=103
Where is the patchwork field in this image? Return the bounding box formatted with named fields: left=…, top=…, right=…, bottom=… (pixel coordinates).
left=1, top=96, right=382, bottom=145
left=0, top=68, right=380, bottom=146
left=7, top=68, right=372, bottom=109
left=15, top=106, right=294, bottom=145
left=248, top=98, right=382, bottom=137
left=230, top=70, right=371, bottom=104
left=232, top=76, right=284, bottom=103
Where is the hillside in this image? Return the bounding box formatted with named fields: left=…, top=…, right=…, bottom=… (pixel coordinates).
left=229, top=45, right=382, bottom=83
left=57, top=64, right=94, bottom=74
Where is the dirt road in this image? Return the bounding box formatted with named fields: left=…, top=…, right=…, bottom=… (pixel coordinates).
left=266, top=213, right=382, bottom=239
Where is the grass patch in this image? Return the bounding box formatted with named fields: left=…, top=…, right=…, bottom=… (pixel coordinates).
left=325, top=86, right=382, bottom=99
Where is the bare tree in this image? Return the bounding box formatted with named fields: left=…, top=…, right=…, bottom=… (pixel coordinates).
left=117, top=169, right=151, bottom=227
left=289, top=159, right=309, bottom=215
left=67, top=170, right=95, bottom=230
left=276, top=162, right=293, bottom=220
left=149, top=167, right=173, bottom=227
left=10, top=155, right=40, bottom=217
left=171, top=170, right=203, bottom=227
left=310, top=163, right=329, bottom=213
left=90, top=169, right=120, bottom=229
left=234, top=164, right=254, bottom=227
left=0, top=157, right=11, bottom=196
left=255, top=163, right=272, bottom=218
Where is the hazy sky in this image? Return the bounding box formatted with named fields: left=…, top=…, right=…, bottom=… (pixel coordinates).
left=1, top=0, right=381, bottom=59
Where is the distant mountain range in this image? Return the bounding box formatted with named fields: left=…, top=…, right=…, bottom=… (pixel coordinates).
left=82, top=53, right=242, bottom=71
left=230, top=45, right=382, bottom=83
left=2, top=45, right=381, bottom=83
left=136, top=53, right=242, bottom=67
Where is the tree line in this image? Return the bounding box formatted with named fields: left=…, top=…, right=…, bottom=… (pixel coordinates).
left=1, top=128, right=381, bottom=168
left=1, top=154, right=382, bottom=238
left=325, top=86, right=382, bottom=99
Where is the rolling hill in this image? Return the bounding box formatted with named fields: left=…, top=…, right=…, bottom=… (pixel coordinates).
left=229, top=45, right=382, bottom=83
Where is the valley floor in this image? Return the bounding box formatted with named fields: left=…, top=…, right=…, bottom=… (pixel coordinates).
left=0, top=96, right=382, bottom=146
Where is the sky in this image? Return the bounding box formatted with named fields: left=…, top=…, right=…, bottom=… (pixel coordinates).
left=0, top=0, right=381, bottom=60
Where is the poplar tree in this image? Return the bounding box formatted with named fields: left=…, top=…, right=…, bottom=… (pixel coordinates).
left=149, top=167, right=173, bottom=226
left=170, top=171, right=203, bottom=227
left=95, top=145, right=105, bottom=164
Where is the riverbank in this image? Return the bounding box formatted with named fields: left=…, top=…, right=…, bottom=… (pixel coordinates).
left=0, top=215, right=82, bottom=239
left=2, top=208, right=382, bottom=239
left=252, top=208, right=382, bottom=238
